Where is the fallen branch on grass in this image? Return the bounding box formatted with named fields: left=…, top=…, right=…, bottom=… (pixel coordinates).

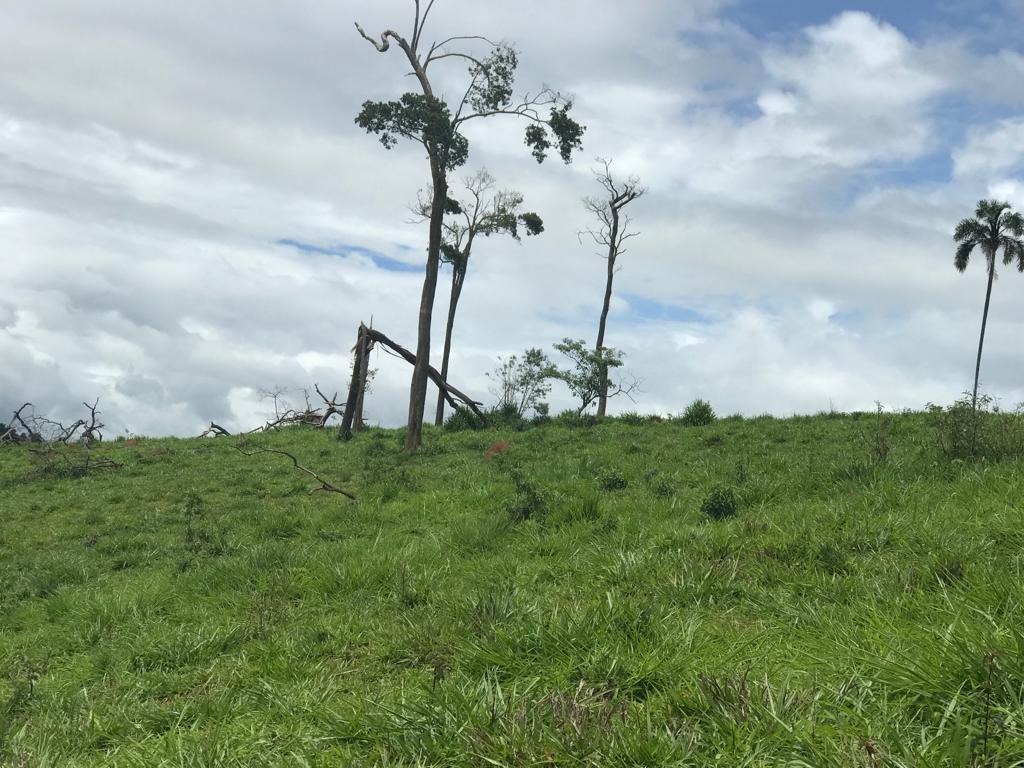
left=235, top=446, right=357, bottom=501
left=26, top=444, right=122, bottom=478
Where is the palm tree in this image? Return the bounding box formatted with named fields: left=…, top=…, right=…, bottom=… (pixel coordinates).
left=953, top=199, right=1024, bottom=406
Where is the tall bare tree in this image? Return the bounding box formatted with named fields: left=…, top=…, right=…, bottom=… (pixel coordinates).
left=580, top=159, right=645, bottom=417
left=953, top=199, right=1024, bottom=406
left=421, top=170, right=544, bottom=425
left=354, top=1, right=585, bottom=449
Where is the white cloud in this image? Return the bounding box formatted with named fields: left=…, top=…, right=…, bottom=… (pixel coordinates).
left=2, top=2, right=1024, bottom=435
left=954, top=118, right=1024, bottom=178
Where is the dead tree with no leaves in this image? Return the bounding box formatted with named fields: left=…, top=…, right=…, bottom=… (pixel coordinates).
left=580, top=159, right=645, bottom=418
left=338, top=322, right=487, bottom=441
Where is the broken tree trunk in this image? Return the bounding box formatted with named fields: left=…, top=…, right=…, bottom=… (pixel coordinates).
left=352, top=324, right=372, bottom=434
left=338, top=322, right=487, bottom=442
left=339, top=323, right=370, bottom=441
left=364, top=327, right=486, bottom=422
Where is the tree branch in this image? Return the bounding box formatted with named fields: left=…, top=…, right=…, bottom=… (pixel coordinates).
left=236, top=446, right=357, bottom=501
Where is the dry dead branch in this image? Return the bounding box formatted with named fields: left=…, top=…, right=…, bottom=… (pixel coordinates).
left=338, top=322, right=488, bottom=440
left=236, top=446, right=357, bottom=501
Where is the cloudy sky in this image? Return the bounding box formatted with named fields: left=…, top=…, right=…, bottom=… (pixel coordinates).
left=4, top=0, right=1024, bottom=436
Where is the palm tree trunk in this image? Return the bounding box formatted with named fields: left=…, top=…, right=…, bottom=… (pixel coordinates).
left=434, top=268, right=464, bottom=426
left=973, top=263, right=996, bottom=408
left=405, top=166, right=448, bottom=451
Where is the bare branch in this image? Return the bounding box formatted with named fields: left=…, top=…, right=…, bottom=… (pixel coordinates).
left=354, top=22, right=403, bottom=53
left=236, top=446, right=357, bottom=501
left=313, top=384, right=345, bottom=427
left=364, top=327, right=486, bottom=420
left=10, top=403, right=40, bottom=442
left=413, top=0, right=438, bottom=51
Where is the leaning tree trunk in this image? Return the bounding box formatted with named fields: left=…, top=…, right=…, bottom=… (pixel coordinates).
left=972, top=262, right=996, bottom=408
left=406, top=166, right=448, bottom=450
left=434, top=267, right=466, bottom=426
left=595, top=210, right=620, bottom=418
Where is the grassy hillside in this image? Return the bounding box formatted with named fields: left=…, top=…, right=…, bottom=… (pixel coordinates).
left=2, top=412, right=1024, bottom=766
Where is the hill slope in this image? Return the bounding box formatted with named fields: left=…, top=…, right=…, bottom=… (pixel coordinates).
left=2, top=414, right=1024, bottom=765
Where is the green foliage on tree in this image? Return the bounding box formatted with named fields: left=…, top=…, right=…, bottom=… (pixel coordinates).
left=552, top=338, right=634, bottom=415
left=487, top=348, right=557, bottom=419
left=422, top=170, right=545, bottom=425
left=354, top=1, right=585, bottom=450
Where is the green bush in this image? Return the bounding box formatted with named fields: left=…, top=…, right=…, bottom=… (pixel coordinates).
left=485, top=403, right=527, bottom=431
left=927, top=393, right=1024, bottom=462
left=444, top=407, right=484, bottom=433
left=701, top=486, right=738, bottom=520
left=618, top=411, right=647, bottom=426
left=597, top=468, right=628, bottom=492
left=505, top=467, right=547, bottom=522
left=680, top=398, right=717, bottom=427
left=556, top=409, right=598, bottom=428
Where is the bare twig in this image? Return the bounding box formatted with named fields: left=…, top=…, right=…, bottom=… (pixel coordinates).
left=313, top=384, right=345, bottom=427
left=8, top=403, right=40, bottom=442
left=236, top=446, right=357, bottom=501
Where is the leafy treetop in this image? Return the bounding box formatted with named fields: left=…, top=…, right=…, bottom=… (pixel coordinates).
left=355, top=2, right=584, bottom=173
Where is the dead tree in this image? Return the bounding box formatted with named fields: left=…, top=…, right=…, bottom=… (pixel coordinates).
left=314, top=384, right=346, bottom=427
left=338, top=322, right=487, bottom=441
left=580, top=159, right=645, bottom=417
left=3, top=400, right=105, bottom=445
left=2, top=403, right=38, bottom=444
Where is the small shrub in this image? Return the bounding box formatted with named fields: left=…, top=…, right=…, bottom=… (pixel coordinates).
left=862, top=402, right=896, bottom=464
left=679, top=399, right=717, bottom=427
left=485, top=403, right=527, bottom=431
left=618, top=411, right=646, bottom=426
left=927, top=393, right=1024, bottom=462
left=444, top=407, right=484, bottom=433
left=652, top=476, right=675, bottom=499
left=556, top=409, right=598, bottom=428
left=597, top=468, right=628, bottom=492
left=532, top=403, right=551, bottom=425
left=505, top=466, right=547, bottom=522
left=701, top=486, right=738, bottom=520
left=182, top=491, right=228, bottom=556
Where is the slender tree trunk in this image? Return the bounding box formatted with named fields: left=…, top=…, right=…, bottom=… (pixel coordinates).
left=595, top=211, right=620, bottom=418
left=434, top=267, right=465, bottom=425
left=972, top=262, right=996, bottom=408
left=406, top=167, right=448, bottom=450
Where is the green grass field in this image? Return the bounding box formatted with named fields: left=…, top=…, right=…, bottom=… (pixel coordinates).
left=2, top=412, right=1024, bottom=766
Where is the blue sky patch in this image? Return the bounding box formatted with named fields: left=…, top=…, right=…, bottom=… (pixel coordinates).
left=278, top=238, right=423, bottom=273
left=621, top=294, right=711, bottom=325
left=729, top=0, right=1002, bottom=40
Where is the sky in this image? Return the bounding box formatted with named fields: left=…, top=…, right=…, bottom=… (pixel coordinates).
left=3, top=0, right=1024, bottom=436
